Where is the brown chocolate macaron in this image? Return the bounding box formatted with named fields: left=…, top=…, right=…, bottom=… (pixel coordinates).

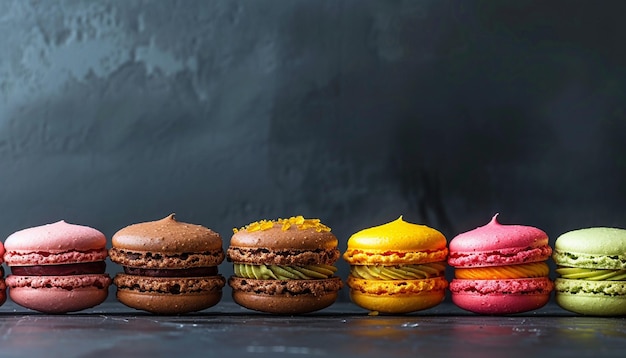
left=227, top=216, right=343, bottom=314
left=109, top=214, right=225, bottom=314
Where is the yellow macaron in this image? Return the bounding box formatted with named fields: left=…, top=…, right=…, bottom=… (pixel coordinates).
left=343, top=216, right=448, bottom=314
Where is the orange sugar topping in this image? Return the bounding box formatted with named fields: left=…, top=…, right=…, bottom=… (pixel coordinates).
left=233, top=216, right=331, bottom=234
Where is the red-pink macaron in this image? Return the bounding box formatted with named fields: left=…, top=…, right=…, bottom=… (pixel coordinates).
left=4, top=220, right=112, bottom=313
left=448, top=214, right=553, bottom=314
left=0, top=242, right=6, bottom=306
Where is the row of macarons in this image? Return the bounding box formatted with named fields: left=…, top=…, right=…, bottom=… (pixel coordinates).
left=0, top=213, right=623, bottom=316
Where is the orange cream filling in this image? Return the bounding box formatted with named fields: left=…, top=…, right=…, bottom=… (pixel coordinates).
left=455, top=262, right=549, bottom=280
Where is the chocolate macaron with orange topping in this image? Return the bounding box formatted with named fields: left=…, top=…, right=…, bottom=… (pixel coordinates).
left=227, top=216, right=343, bottom=314
left=109, top=214, right=225, bottom=314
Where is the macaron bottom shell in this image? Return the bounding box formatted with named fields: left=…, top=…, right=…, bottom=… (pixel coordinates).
left=349, top=289, right=445, bottom=314
left=555, top=292, right=626, bottom=316
left=114, top=274, right=226, bottom=314
left=451, top=291, right=551, bottom=315
left=229, top=276, right=343, bottom=314
left=554, top=278, right=626, bottom=316
left=232, top=289, right=339, bottom=315
left=8, top=285, right=109, bottom=313
left=117, top=289, right=223, bottom=315
left=0, top=281, right=6, bottom=307
left=346, top=275, right=448, bottom=314
left=449, top=277, right=553, bottom=314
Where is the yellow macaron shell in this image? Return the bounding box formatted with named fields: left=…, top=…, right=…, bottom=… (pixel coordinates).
left=344, top=216, right=448, bottom=265
left=350, top=289, right=446, bottom=314
left=348, top=275, right=448, bottom=314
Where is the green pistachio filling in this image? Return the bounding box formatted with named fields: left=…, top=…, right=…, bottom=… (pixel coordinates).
left=350, top=262, right=446, bottom=280
left=234, top=264, right=337, bottom=280
left=556, top=267, right=626, bottom=281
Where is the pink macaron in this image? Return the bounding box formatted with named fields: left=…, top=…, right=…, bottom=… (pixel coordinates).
left=4, top=220, right=112, bottom=313
left=448, top=214, right=553, bottom=314
left=0, top=241, right=6, bottom=306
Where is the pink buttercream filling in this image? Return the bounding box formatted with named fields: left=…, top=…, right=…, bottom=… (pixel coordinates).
left=4, top=248, right=109, bottom=266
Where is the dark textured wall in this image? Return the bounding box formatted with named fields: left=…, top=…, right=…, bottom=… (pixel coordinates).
left=2, top=0, right=626, bottom=301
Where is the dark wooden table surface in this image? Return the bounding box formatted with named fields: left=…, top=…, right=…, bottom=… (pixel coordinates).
left=0, top=299, right=623, bottom=357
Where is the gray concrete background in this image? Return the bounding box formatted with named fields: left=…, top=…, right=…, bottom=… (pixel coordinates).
left=1, top=1, right=626, bottom=301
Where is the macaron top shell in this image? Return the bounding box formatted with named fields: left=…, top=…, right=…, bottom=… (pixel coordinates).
left=554, top=227, right=626, bottom=255
left=231, top=216, right=337, bottom=250
left=4, top=221, right=106, bottom=252
left=450, top=215, right=548, bottom=252
left=347, top=216, right=447, bottom=252
left=553, top=227, right=626, bottom=269
left=448, top=214, right=551, bottom=267
left=112, top=214, right=222, bottom=253
left=343, top=216, right=448, bottom=265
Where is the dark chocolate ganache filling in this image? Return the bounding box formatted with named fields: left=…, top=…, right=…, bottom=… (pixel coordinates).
left=11, top=261, right=106, bottom=276
left=123, top=266, right=218, bottom=277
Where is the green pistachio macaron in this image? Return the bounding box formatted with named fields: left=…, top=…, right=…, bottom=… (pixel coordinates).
left=552, top=227, right=626, bottom=316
